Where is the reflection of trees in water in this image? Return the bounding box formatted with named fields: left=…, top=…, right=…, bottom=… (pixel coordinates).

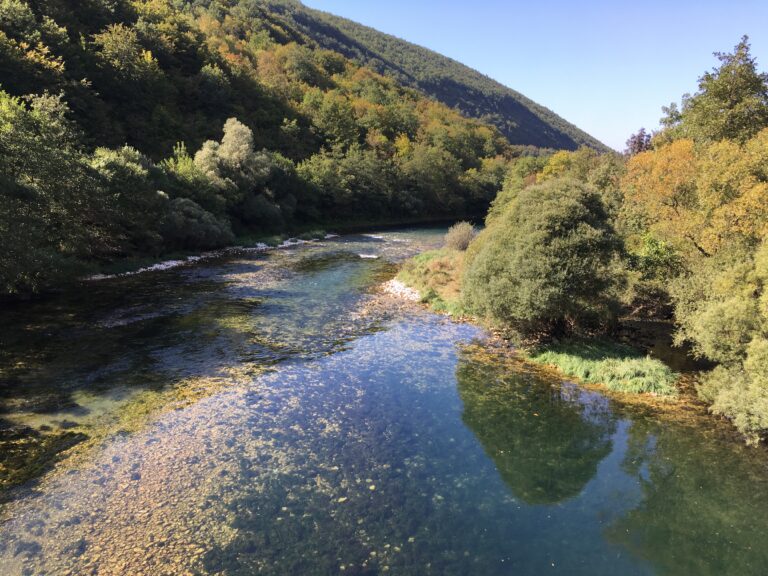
left=456, top=354, right=615, bottom=504
left=607, top=419, right=768, bottom=576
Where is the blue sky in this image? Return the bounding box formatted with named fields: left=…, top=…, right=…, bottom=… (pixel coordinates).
left=302, top=0, right=768, bottom=150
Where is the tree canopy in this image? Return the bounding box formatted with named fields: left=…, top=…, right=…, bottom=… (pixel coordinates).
left=661, top=36, right=768, bottom=143
left=462, top=177, right=621, bottom=338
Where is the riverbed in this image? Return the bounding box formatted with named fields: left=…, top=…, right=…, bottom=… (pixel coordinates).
left=1, top=228, right=768, bottom=575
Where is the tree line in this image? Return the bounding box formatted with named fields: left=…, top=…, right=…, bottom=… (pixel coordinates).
left=461, top=37, right=768, bottom=443
left=0, top=0, right=518, bottom=295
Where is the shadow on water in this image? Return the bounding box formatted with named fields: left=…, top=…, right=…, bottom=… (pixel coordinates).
left=456, top=353, right=616, bottom=505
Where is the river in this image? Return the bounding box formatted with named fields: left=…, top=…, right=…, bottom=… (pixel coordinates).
left=1, top=228, right=767, bottom=575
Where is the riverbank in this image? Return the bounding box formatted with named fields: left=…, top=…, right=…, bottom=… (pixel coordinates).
left=393, top=247, right=697, bottom=403
left=3, top=218, right=477, bottom=303
left=94, top=216, right=480, bottom=280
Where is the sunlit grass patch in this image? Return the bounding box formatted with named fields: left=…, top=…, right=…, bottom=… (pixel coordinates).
left=396, top=249, right=466, bottom=316
left=528, top=339, right=678, bottom=396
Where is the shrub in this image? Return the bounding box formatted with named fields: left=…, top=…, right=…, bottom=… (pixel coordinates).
left=397, top=249, right=464, bottom=315
left=671, top=240, right=768, bottom=442
left=444, top=221, right=476, bottom=251
left=462, top=177, right=622, bottom=338
left=161, top=198, right=234, bottom=250
left=700, top=338, right=768, bottom=444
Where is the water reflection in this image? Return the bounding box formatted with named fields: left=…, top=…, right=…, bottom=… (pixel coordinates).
left=457, top=354, right=616, bottom=504
left=607, top=418, right=768, bottom=576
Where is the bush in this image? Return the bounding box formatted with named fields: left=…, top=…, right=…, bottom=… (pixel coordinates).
left=462, top=177, right=622, bottom=338
left=444, top=221, right=476, bottom=251
left=161, top=198, right=234, bottom=250
left=671, top=240, right=768, bottom=442
left=699, top=338, right=768, bottom=444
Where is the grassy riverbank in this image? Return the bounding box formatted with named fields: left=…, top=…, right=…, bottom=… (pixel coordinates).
left=396, top=249, right=466, bottom=316
left=396, top=248, right=679, bottom=398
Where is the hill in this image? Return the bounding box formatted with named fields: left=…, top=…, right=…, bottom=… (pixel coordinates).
left=0, top=0, right=516, bottom=295
left=263, top=0, right=608, bottom=151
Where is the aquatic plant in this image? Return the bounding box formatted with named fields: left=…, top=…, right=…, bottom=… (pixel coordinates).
left=528, top=339, right=678, bottom=396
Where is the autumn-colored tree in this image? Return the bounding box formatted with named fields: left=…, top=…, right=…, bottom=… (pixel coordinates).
left=622, top=140, right=701, bottom=252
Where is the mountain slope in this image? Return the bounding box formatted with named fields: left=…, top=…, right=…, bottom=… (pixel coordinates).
left=264, top=0, right=608, bottom=151
left=0, top=0, right=515, bottom=295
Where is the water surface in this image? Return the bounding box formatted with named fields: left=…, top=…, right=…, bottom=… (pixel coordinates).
left=1, top=228, right=768, bottom=575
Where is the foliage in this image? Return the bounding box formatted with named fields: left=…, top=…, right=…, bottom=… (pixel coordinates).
left=161, top=197, right=234, bottom=250
left=0, top=0, right=520, bottom=295
left=462, top=177, right=622, bottom=338
left=625, top=128, right=652, bottom=155
left=443, top=221, right=476, bottom=251
left=485, top=154, right=549, bottom=223
left=622, top=129, right=768, bottom=260
left=612, top=39, right=768, bottom=440
left=666, top=241, right=768, bottom=442
left=660, top=36, right=768, bottom=143
left=0, top=92, right=105, bottom=294
left=528, top=339, right=678, bottom=396
left=273, top=0, right=609, bottom=151
left=90, top=145, right=167, bottom=254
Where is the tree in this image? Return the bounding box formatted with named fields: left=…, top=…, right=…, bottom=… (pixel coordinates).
left=194, top=117, right=273, bottom=211
left=92, top=23, right=161, bottom=82
left=161, top=198, right=233, bottom=250
left=625, top=128, right=652, bottom=155
left=0, top=91, right=107, bottom=294
left=462, top=177, right=622, bottom=338
left=663, top=36, right=768, bottom=143
left=90, top=146, right=166, bottom=255
left=623, top=129, right=768, bottom=260
left=669, top=240, right=768, bottom=443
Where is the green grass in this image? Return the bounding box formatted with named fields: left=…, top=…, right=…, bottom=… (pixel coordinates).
left=528, top=339, right=678, bottom=396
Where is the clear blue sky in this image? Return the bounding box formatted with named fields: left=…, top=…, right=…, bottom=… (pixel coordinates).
left=302, top=0, right=768, bottom=150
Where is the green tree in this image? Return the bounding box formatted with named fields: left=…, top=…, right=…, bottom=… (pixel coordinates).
left=0, top=91, right=107, bottom=294
left=670, top=240, right=768, bottom=442
left=663, top=36, right=768, bottom=143
left=161, top=198, right=233, bottom=250
left=463, top=177, right=622, bottom=338
left=90, top=146, right=167, bottom=255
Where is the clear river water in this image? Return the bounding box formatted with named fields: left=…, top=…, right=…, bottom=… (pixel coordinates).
left=1, top=228, right=768, bottom=575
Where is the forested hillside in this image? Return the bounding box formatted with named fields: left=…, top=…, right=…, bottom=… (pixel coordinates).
left=0, top=0, right=536, bottom=296
left=263, top=0, right=609, bottom=151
